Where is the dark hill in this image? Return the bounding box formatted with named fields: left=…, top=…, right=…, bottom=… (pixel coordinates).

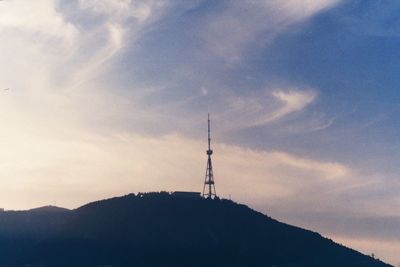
left=0, top=192, right=393, bottom=267
left=28, top=205, right=71, bottom=213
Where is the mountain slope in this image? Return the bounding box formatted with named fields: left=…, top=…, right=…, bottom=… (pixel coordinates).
left=0, top=192, right=393, bottom=267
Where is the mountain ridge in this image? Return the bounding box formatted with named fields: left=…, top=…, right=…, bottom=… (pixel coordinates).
left=0, top=192, right=393, bottom=267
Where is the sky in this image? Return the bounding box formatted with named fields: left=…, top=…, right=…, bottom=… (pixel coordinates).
left=0, top=0, right=399, bottom=265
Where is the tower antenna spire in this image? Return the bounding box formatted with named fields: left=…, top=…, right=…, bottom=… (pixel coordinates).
left=203, top=113, right=217, bottom=199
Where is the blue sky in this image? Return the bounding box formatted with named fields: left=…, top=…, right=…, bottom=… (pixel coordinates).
left=0, top=0, right=399, bottom=265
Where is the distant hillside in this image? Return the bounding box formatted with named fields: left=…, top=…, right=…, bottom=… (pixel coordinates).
left=28, top=205, right=71, bottom=213
left=0, top=192, right=393, bottom=267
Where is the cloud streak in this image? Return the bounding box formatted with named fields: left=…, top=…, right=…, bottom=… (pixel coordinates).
left=254, top=89, right=316, bottom=126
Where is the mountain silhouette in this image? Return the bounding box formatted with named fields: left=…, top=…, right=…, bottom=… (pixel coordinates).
left=0, top=192, right=393, bottom=267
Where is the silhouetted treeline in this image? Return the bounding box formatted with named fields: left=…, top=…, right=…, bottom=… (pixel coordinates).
left=0, top=192, right=393, bottom=267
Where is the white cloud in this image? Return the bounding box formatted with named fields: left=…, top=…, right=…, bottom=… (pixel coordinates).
left=0, top=0, right=77, bottom=41
left=0, top=0, right=169, bottom=123
left=0, top=0, right=168, bottom=95
left=0, top=0, right=78, bottom=92
left=261, top=89, right=316, bottom=124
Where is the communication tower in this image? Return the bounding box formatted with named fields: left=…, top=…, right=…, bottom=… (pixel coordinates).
left=202, top=114, right=217, bottom=199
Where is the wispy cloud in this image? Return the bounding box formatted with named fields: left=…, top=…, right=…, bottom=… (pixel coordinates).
left=209, top=89, right=317, bottom=130
left=199, top=0, right=342, bottom=61
left=255, top=89, right=316, bottom=125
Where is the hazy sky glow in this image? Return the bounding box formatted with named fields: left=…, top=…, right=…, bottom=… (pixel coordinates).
left=1, top=0, right=400, bottom=265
